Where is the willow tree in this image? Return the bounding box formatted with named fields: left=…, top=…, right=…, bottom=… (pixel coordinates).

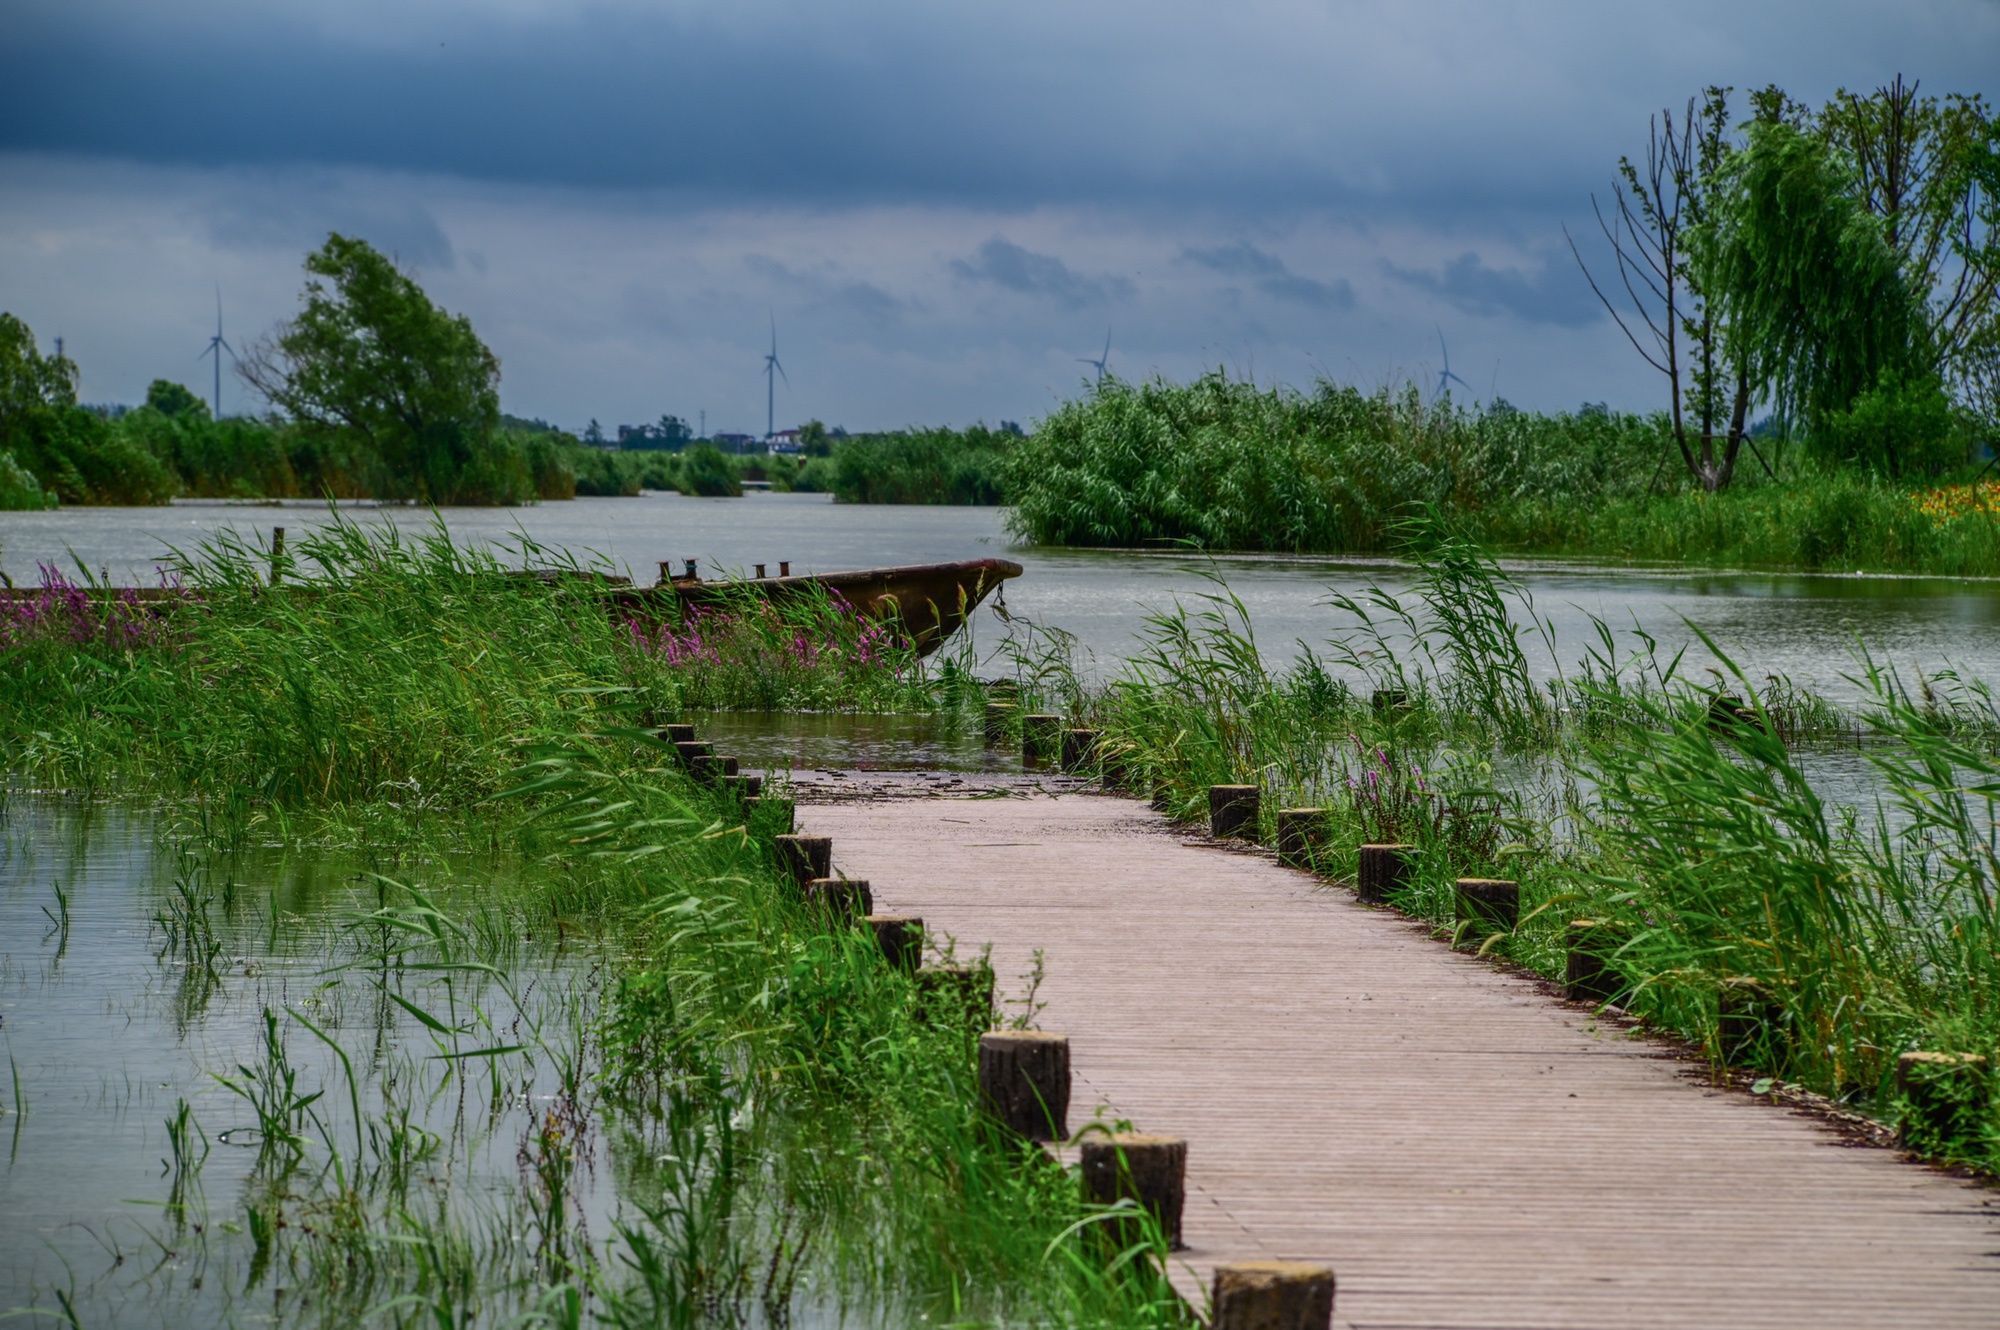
left=1819, top=76, right=1999, bottom=421
left=1696, top=114, right=1924, bottom=451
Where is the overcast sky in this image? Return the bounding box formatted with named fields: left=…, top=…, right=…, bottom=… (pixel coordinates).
left=2, top=0, right=1995, bottom=434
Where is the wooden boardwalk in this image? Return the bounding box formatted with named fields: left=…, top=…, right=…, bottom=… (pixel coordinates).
left=802, top=789, right=2000, bottom=1329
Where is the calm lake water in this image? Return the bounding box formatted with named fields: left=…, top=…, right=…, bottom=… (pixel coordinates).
left=0, top=802, right=611, bottom=1325
left=4, top=491, right=1998, bottom=703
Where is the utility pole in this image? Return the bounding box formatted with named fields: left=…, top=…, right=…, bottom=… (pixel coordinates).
left=699, top=409, right=706, bottom=440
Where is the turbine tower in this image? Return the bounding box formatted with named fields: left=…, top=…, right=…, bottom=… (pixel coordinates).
left=1077, top=328, right=1112, bottom=385
left=763, top=317, right=789, bottom=441
left=199, top=289, right=236, bottom=418
left=1435, top=326, right=1469, bottom=399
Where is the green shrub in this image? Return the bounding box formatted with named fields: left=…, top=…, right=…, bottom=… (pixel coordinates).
left=828, top=425, right=1014, bottom=504
left=0, top=448, right=53, bottom=510
left=679, top=444, right=741, bottom=497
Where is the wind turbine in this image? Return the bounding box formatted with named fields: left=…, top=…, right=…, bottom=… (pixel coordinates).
left=1077, top=328, right=1111, bottom=385
left=198, top=288, right=236, bottom=418
left=762, top=317, right=791, bottom=442
left=1434, top=326, right=1469, bottom=400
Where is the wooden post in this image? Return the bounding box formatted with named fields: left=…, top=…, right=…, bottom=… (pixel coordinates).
left=984, top=701, right=1017, bottom=746
left=269, top=526, right=285, bottom=584
left=1080, top=1133, right=1186, bottom=1249
left=1718, top=978, right=1785, bottom=1067
left=1212, top=1262, right=1336, bottom=1330
left=1564, top=918, right=1627, bottom=1005
left=755, top=563, right=767, bottom=579
left=773, top=834, right=831, bottom=890
left=724, top=774, right=764, bottom=800
left=1371, top=688, right=1409, bottom=714
left=914, top=964, right=993, bottom=1029
left=1357, top=844, right=1414, bottom=904
left=1060, top=728, right=1100, bottom=773
left=1896, top=1051, right=1993, bottom=1155
left=805, top=877, right=872, bottom=921
left=865, top=914, right=923, bottom=971
left=661, top=723, right=697, bottom=745
left=978, top=1031, right=1070, bottom=1141
left=1454, top=878, right=1519, bottom=937
left=1275, top=808, right=1328, bottom=868
left=689, top=754, right=722, bottom=785
left=1022, top=714, right=1062, bottom=763
left=1149, top=783, right=1173, bottom=813
left=1209, top=785, right=1259, bottom=840
left=673, top=739, right=713, bottom=769
left=779, top=561, right=790, bottom=576
left=721, top=756, right=740, bottom=778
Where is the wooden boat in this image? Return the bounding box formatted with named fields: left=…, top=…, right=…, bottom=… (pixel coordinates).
left=1, top=556, right=1025, bottom=658
left=620, top=556, right=1024, bottom=657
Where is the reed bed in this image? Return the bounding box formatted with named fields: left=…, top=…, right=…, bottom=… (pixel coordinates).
left=0, top=518, right=1182, bottom=1328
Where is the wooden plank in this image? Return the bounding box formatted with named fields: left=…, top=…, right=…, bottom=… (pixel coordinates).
left=802, top=791, right=2000, bottom=1329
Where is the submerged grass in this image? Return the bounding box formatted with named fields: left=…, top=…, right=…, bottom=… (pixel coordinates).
left=0, top=516, right=1187, bottom=1328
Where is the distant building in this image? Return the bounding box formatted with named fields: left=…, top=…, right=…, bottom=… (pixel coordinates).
left=712, top=432, right=758, bottom=454
left=767, top=428, right=802, bottom=454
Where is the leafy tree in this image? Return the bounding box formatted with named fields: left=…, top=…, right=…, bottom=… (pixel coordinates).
left=0, top=312, right=79, bottom=438
left=241, top=234, right=501, bottom=503
left=145, top=379, right=209, bottom=419
left=0, top=313, right=174, bottom=505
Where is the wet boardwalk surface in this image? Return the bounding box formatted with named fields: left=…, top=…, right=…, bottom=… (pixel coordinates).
left=800, top=788, right=2000, bottom=1330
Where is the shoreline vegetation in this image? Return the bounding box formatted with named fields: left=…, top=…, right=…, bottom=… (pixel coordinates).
left=5, top=514, right=2000, bottom=1322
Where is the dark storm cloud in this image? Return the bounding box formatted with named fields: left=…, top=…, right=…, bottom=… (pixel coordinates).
left=1181, top=241, right=1355, bottom=310
left=950, top=239, right=1132, bottom=309
left=1384, top=251, right=1601, bottom=327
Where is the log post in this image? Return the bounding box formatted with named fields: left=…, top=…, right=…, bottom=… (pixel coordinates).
left=1718, top=978, right=1786, bottom=1067
left=688, top=754, right=722, bottom=785
left=1371, top=688, right=1409, bottom=714
left=1080, top=1133, right=1186, bottom=1249
left=978, top=1031, right=1071, bottom=1140
left=773, top=834, right=832, bottom=890
left=1149, top=783, right=1173, bottom=813
left=661, top=723, right=697, bottom=745
left=1209, top=785, right=1260, bottom=840
left=269, top=526, right=285, bottom=584
left=1895, top=1051, right=1994, bottom=1156
left=914, top=964, right=994, bottom=1029
left=1022, top=714, right=1062, bottom=763
left=1564, top=918, right=1628, bottom=1005
left=1275, top=808, right=1328, bottom=868
left=865, top=914, right=923, bottom=971
left=1454, top=878, right=1519, bottom=938
left=1212, top=1262, right=1336, bottom=1330
left=805, top=877, right=873, bottom=921
left=673, top=739, right=713, bottom=770
left=984, top=701, right=1017, bottom=746
left=1357, top=844, right=1414, bottom=904
left=1060, top=728, right=1101, bottom=773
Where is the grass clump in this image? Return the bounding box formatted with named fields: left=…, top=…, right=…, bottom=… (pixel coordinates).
left=0, top=515, right=948, bottom=814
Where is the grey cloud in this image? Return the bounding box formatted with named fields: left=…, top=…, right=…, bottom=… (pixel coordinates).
left=206, top=186, right=456, bottom=270
left=744, top=254, right=908, bottom=325
left=1385, top=251, right=1600, bottom=327
left=1181, top=241, right=1355, bottom=310
left=950, top=238, right=1130, bottom=309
